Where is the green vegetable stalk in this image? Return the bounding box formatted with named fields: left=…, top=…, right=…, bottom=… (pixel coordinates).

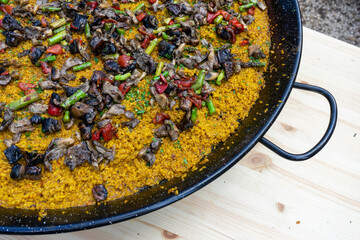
left=72, top=62, right=92, bottom=72
left=42, top=7, right=61, bottom=12
left=239, top=2, right=256, bottom=12
left=102, top=53, right=120, bottom=61
left=35, top=55, right=56, bottom=67
left=48, top=30, right=66, bottom=46
left=114, top=72, right=131, bottom=81
left=85, top=23, right=91, bottom=38
left=145, top=38, right=159, bottom=55
left=50, top=18, right=66, bottom=29
left=63, top=110, right=70, bottom=123
left=216, top=69, right=225, bottom=85
left=214, top=15, right=224, bottom=25
left=53, top=24, right=69, bottom=34
left=206, top=98, right=216, bottom=116
left=153, top=71, right=169, bottom=81
left=191, top=70, right=206, bottom=94
left=133, top=3, right=145, bottom=12
left=191, top=108, right=197, bottom=123
left=155, top=62, right=164, bottom=77
left=8, top=92, right=40, bottom=111
left=61, top=90, right=87, bottom=109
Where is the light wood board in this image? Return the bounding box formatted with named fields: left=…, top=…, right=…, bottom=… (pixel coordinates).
left=2, top=27, right=360, bottom=240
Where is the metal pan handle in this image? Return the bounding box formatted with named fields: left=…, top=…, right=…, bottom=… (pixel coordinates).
left=260, top=82, right=337, bottom=161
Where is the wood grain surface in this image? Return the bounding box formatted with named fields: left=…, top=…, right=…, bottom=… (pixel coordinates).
left=2, top=27, right=359, bottom=240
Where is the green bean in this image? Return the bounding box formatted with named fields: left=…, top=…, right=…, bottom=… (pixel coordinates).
left=239, top=2, right=256, bottom=12
left=206, top=98, right=216, bottom=116
left=35, top=55, right=56, bottom=67
left=63, top=110, right=70, bottom=123
left=72, top=62, right=92, bottom=72
left=85, top=23, right=91, bottom=38
left=47, top=30, right=66, bottom=46
left=42, top=7, right=62, bottom=12
left=153, top=26, right=166, bottom=34
left=153, top=71, right=169, bottom=81
left=102, top=53, right=119, bottom=61
left=114, top=72, right=131, bottom=81
left=61, top=90, right=87, bottom=109
left=145, top=38, right=159, bottom=55
left=214, top=15, right=224, bottom=25
left=53, top=24, right=69, bottom=34
left=8, top=92, right=40, bottom=111
left=155, top=62, right=164, bottom=77
left=191, top=70, right=206, bottom=94
left=162, top=32, right=173, bottom=40
left=50, top=18, right=66, bottom=29
left=166, top=23, right=181, bottom=29
left=174, top=16, right=189, bottom=23
left=133, top=3, right=145, bottom=12
left=191, top=108, right=197, bottom=123
left=116, top=28, right=126, bottom=35
left=216, top=69, right=225, bottom=85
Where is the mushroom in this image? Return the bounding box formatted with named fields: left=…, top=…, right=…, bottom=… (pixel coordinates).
left=41, top=118, right=62, bottom=134
left=92, top=184, right=108, bottom=202
left=204, top=71, right=219, bottom=81
left=44, top=138, right=75, bottom=171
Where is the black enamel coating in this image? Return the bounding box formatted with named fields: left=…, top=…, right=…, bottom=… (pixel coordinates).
left=0, top=0, right=324, bottom=234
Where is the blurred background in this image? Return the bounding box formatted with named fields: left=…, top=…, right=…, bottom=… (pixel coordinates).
left=298, top=0, right=359, bottom=46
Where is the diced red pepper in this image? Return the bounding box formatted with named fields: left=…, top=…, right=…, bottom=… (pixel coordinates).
left=41, top=16, right=47, bottom=27
left=92, top=123, right=117, bottom=142
left=228, top=17, right=244, bottom=34
left=140, top=36, right=150, bottom=49
left=45, top=44, right=64, bottom=55
left=153, top=112, right=170, bottom=124
left=117, top=55, right=132, bottom=67
left=248, top=6, right=255, bottom=15
left=111, top=4, right=120, bottom=10
left=154, top=74, right=168, bottom=94
left=168, top=19, right=174, bottom=25
left=207, top=12, right=221, bottom=24
left=40, top=62, right=52, bottom=75
left=138, top=26, right=156, bottom=40
left=119, top=82, right=131, bottom=95
left=218, top=10, right=231, bottom=21
left=18, top=82, right=36, bottom=92
left=48, top=102, right=62, bottom=116
left=240, top=39, right=249, bottom=46
left=136, top=12, right=146, bottom=22
left=86, top=1, right=98, bottom=10
left=188, top=97, right=202, bottom=109
left=174, top=80, right=193, bottom=88
left=0, top=5, right=12, bottom=15
left=148, top=0, right=157, bottom=4
left=0, top=70, right=8, bottom=75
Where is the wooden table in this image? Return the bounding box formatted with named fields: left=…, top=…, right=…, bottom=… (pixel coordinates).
left=5, top=27, right=360, bottom=240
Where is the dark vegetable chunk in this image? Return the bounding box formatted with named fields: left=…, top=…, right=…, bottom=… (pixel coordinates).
left=158, top=40, right=176, bottom=59
left=2, top=14, right=24, bottom=32
left=29, top=47, right=45, bottom=65
left=92, top=184, right=108, bottom=202
left=41, top=118, right=62, bottom=134
left=24, top=151, right=44, bottom=166
left=71, top=14, right=88, bottom=33
left=142, top=15, right=158, bottom=29
left=89, top=36, right=105, bottom=55
left=4, top=145, right=23, bottom=164
left=10, top=163, right=25, bottom=180
left=103, top=60, right=121, bottom=74
left=3, top=31, right=24, bottom=47
left=24, top=166, right=42, bottom=180
left=166, top=4, right=181, bottom=16
left=30, top=114, right=43, bottom=125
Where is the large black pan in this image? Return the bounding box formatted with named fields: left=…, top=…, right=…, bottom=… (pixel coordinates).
left=0, top=0, right=337, bottom=234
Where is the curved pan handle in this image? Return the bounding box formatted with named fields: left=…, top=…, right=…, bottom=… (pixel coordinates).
left=260, top=82, right=338, bottom=161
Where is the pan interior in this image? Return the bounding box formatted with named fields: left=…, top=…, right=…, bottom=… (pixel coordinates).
left=0, top=0, right=302, bottom=233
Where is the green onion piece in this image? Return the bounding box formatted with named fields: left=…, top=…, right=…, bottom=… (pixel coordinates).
left=206, top=98, right=216, bottom=116
left=116, top=28, right=126, bottom=35
left=85, top=23, right=91, bottom=38
left=166, top=23, right=181, bottom=29
left=174, top=16, right=189, bottom=23
left=216, top=69, right=225, bottom=85
left=145, top=38, right=159, bottom=55
left=50, top=18, right=66, bottom=29
left=35, top=55, right=56, bottom=67
left=163, top=18, right=172, bottom=25
left=153, top=26, right=166, bottom=34
left=191, top=70, right=206, bottom=94
left=47, top=30, right=66, bottom=46
left=63, top=110, right=70, bottom=123
left=7, top=92, right=40, bottom=111
left=104, top=22, right=112, bottom=31
left=42, top=7, right=62, bottom=12
left=114, top=72, right=131, bottom=81
left=72, top=62, right=92, bottom=72
left=214, top=15, right=224, bottom=25
left=239, top=2, right=256, bottom=12
left=191, top=108, right=197, bottom=123
left=61, top=90, right=87, bottom=109
left=53, top=24, right=69, bottom=34
left=155, top=62, right=164, bottom=77
left=102, top=53, right=119, bottom=61
left=133, top=2, right=145, bottom=12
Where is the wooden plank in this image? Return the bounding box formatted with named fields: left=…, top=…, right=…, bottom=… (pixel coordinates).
left=2, top=27, right=360, bottom=240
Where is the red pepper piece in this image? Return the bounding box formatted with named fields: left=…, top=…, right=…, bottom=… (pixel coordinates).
left=138, top=26, right=156, bottom=40
left=248, top=6, right=255, bottom=15
left=136, top=12, right=146, bottom=22
left=0, top=5, right=12, bottom=15
left=41, top=16, right=47, bottom=27
left=140, top=36, right=150, bottom=49
left=207, top=11, right=221, bottom=24
left=18, top=82, right=36, bottom=92
left=153, top=112, right=170, bottom=124
left=48, top=102, right=62, bottom=116
left=218, top=10, right=231, bottom=21
left=154, top=74, right=168, bottom=94
left=86, top=1, right=98, bottom=10
left=119, top=82, right=131, bottom=95
left=168, top=19, right=174, bottom=25
left=188, top=97, right=202, bottom=109
left=117, top=55, right=132, bottom=67
left=174, top=80, right=193, bottom=88
left=111, top=4, right=120, bottom=10
left=40, top=62, right=52, bottom=75
left=70, top=22, right=78, bottom=30
left=228, top=17, right=244, bottom=34
left=92, top=123, right=117, bottom=142
left=148, top=0, right=156, bottom=4
left=1, top=70, right=8, bottom=75
left=45, top=44, right=64, bottom=55
left=240, top=39, right=249, bottom=46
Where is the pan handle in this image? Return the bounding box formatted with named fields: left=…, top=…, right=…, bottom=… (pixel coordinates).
left=260, top=82, right=337, bottom=161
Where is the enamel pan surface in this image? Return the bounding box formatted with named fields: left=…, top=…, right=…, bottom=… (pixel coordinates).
left=0, top=0, right=304, bottom=234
